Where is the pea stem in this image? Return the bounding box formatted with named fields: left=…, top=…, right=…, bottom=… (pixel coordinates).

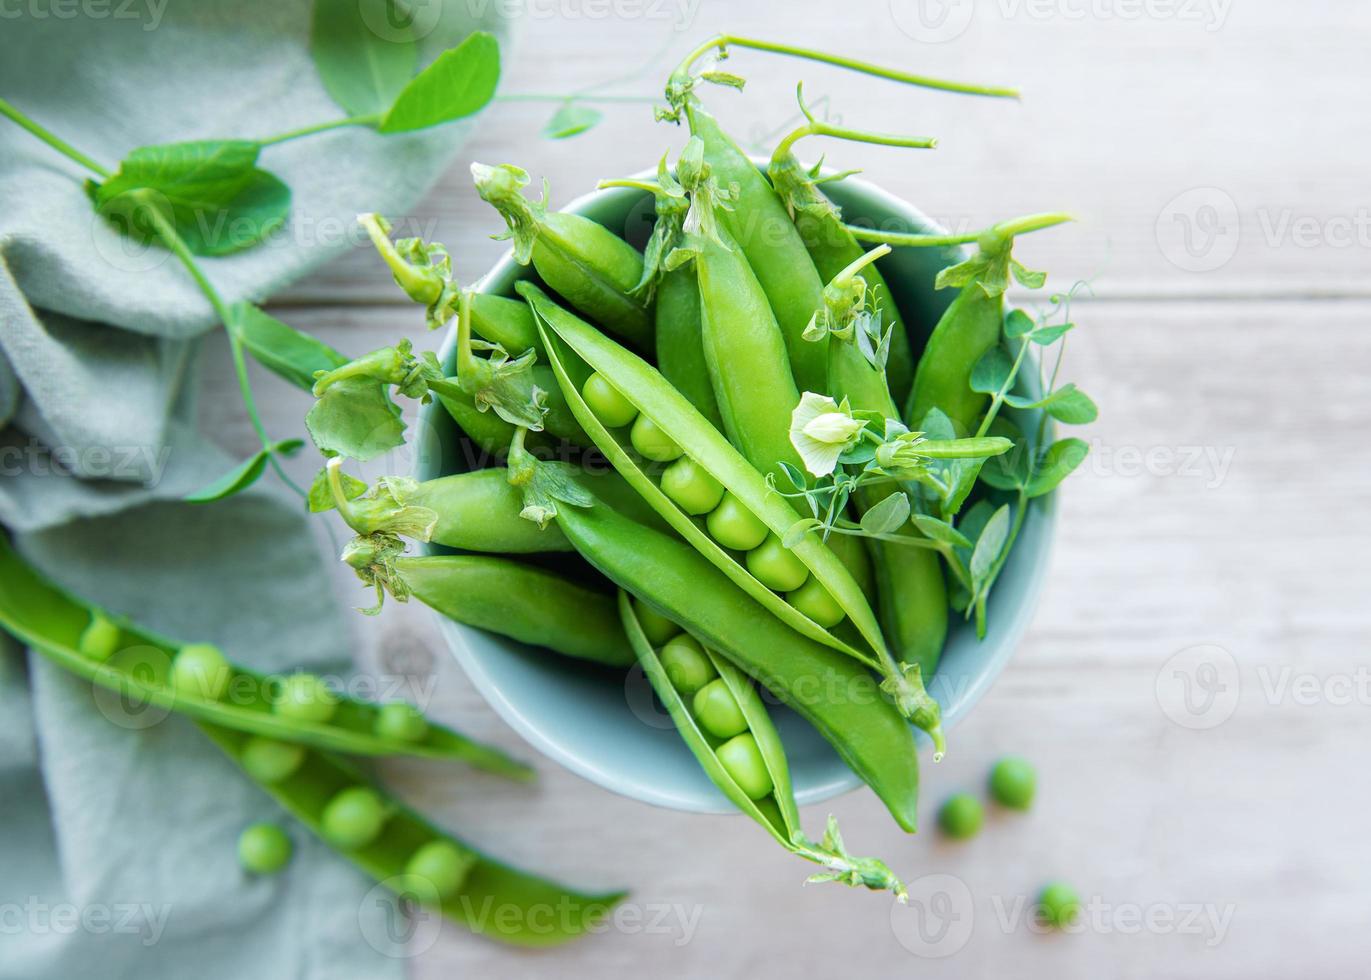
left=596, top=178, right=663, bottom=195
left=259, top=114, right=382, bottom=146
left=673, top=34, right=1020, bottom=100
left=845, top=212, right=1075, bottom=248
left=455, top=288, right=476, bottom=381
left=830, top=243, right=891, bottom=286
left=771, top=83, right=938, bottom=165
left=139, top=197, right=305, bottom=500
left=0, top=96, right=110, bottom=177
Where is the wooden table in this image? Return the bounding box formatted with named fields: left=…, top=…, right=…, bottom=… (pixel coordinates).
left=201, top=2, right=1371, bottom=975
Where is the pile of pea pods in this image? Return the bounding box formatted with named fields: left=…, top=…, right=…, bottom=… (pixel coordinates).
left=312, top=38, right=1094, bottom=898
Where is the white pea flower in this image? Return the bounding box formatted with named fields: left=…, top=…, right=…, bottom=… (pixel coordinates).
left=790, top=392, right=864, bottom=477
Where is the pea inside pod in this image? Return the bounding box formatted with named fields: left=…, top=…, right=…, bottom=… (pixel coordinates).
left=205, top=725, right=626, bottom=947
left=0, top=536, right=531, bottom=777
left=521, top=283, right=875, bottom=657
left=619, top=594, right=906, bottom=897
left=520, top=284, right=944, bottom=728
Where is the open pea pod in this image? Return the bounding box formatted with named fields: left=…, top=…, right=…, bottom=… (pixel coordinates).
left=619, top=594, right=907, bottom=897
left=206, top=727, right=625, bottom=947
left=520, top=281, right=883, bottom=668
left=529, top=478, right=924, bottom=830
left=0, top=535, right=530, bottom=778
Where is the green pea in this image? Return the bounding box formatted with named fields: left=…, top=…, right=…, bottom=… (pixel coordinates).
left=404, top=840, right=475, bottom=900
left=659, top=634, right=716, bottom=695
left=77, top=613, right=121, bottom=662
left=704, top=492, right=768, bottom=551
left=1037, top=881, right=1081, bottom=928
left=240, top=736, right=306, bottom=784
left=632, top=599, right=680, bottom=645
left=693, top=678, right=749, bottom=740
left=169, top=643, right=232, bottom=702
left=274, top=673, right=338, bottom=724
left=989, top=756, right=1036, bottom=809
left=786, top=576, right=845, bottom=627
left=660, top=457, right=724, bottom=516
left=374, top=702, right=429, bottom=743
left=937, top=793, right=983, bottom=840
left=238, top=823, right=292, bottom=875
left=582, top=372, right=638, bottom=428
left=716, top=733, right=773, bottom=800
left=629, top=414, right=683, bottom=462
left=321, top=786, right=387, bottom=850
left=745, top=535, right=809, bottom=592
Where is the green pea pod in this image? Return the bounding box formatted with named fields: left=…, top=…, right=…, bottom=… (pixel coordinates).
left=325, top=464, right=671, bottom=556
left=540, top=487, right=924, bottom=830
left=0, top=536, right=530, bottom=777
left=654, top=265, right=723, bottom=429
left=344, top=544, right=633, bottom=669
left=522, top=281, right=881, bottom=666
left=691, top=226, right=806, bottom=478
left=206, top=729, right=624, bottom=946
left=685, top=102, right=828, bottom=392
left=905, top=283, right=1002, bottom=436
left=207, top=729, right=626, bottom=946
left=435, top=383, right=527, bottom=459
left=807, top=251, right=951, bottom=677
left=471, top=292, right=544, bottom=359
left=620, top=595, right=907, bottom=897
left=431, top=362, right=591, bottom=449
left=472, top=162, right=652, bottom=349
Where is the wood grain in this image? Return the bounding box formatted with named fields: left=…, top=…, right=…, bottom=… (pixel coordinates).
left=196, top=2, right=1371, bottom=973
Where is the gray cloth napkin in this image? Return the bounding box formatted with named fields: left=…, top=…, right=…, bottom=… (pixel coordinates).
left=0, top=2, right=509, bottom=976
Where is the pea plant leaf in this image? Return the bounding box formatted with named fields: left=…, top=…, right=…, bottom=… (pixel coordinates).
left=308, top=463, right=368, bottom=513
left=542, top=102, right=604, bottom=139
left=89, top=140, right=290, bottom=256
left=910, top=514, right=972, bottom=549
left=1004, top=383, right=1099, bottom=425
left=782, top=517, right=824, bottom=549
left=311, top=0, right=417, bottom=117
left=186, top=439, right=303, bottom=503
left=860, top=491, right=910, bottom=535
left=1030, top=321, right=1075, bottom=345
left=305, top=376, right=407, bottom=461
left=970, top=347, right=1015, bottom=395
left=1003, top=308, right=1035, bottom=339
left=969, top=504, right=1011, bottom=584
left=1025, top=438, right=1089, bottom=498
left=378, top=31, right=500, bottom=133
left=228, top=303, right=348, bottom=393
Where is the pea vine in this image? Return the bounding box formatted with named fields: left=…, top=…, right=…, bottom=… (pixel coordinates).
left=0, top=3, right=650, bottom=503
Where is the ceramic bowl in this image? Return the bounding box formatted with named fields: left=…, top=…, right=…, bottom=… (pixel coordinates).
left=413, top=169, right=1056, bottom=812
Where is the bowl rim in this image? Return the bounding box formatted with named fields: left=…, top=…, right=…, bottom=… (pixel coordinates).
left=416, top=165, right=1059, bottom=812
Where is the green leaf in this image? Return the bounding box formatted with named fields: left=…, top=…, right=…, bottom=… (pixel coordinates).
left=91, top=141, right=290, bottom=256
left=1003, top=308, right=1035, bottom=339
left=542, top=102, right=603, bottom=139
left=379, top=32, right=500, bottom=133
left=910, top=514, right=972, bottom=549
left=1025, top=438, right=1089, bottom=498
left=969, top=504, right=1011, bottom=584
left=228, top=303, right=347, bottom=393
left=1010, top=259, right=1047, bottom=289
left=977, top=440, right=1030, bottom=491
left=1029, top=321, right=1074, bottom=345
left=1044, top=386, right=1099, bottom=424
left=305, top=377, right=406, bottom=461
left=860, top=491, right=910, bottom=535
left=970, top=347, right=1014, bottom=394
left=311, top=0, right=417, bottom=116
left=186, top=439, right=303, bottom=503
left=308, top=464, right=368, bottom=513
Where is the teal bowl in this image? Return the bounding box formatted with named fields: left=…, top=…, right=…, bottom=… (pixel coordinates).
left=414, top=169, right=1056, bottom=812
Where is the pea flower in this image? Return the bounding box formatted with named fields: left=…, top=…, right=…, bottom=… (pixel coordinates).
left=790, top=393, right=864, bottom=477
